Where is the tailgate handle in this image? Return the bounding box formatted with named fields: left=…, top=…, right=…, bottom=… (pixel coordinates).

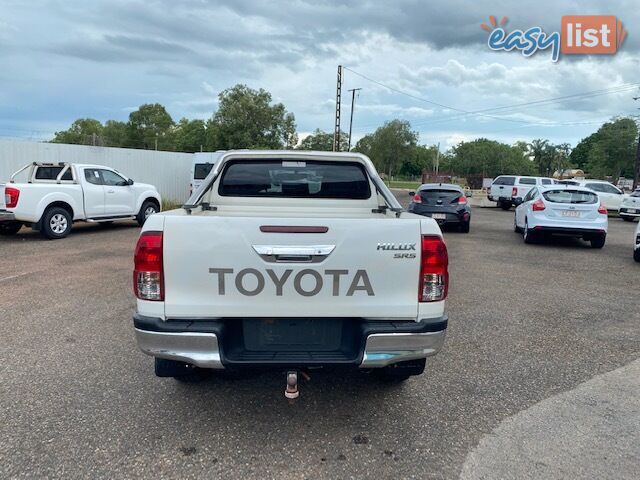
left=252, top=245, right=335, bottom=263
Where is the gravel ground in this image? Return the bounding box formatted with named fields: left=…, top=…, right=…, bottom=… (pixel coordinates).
left=0, top=195, right=638, bottom=479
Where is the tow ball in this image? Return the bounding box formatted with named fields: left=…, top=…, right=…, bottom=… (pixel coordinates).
left=285, top=371, right=299, bottom=399
left=284, top=370, right=310, bottom=400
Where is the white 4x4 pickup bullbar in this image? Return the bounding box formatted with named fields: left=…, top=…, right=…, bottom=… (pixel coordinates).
left=133, top=151, right=448, bottom=387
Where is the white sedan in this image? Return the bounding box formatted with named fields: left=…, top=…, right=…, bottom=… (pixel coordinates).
left=514, top=185, right=608, bottom=248
left=619, top=188, right=640, bottom=222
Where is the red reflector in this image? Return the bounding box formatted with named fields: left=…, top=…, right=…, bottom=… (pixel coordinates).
left=413, top=193, right=422, bottom=203
left=512, top=187, right=518, bottom=197
left=260, top=226, right=329, bottom=233
left=5, top=187, right=20, bottom=208
left=133, top=231, right=164, bottom=301
left=419, top=235, right=448, bottom=302
left=532, top=198, right=546, bottom=211
left=598, top=204, right=607, bottom=215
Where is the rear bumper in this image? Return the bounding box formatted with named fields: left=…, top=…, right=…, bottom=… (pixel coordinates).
left=619, top=207, right=640, bottom=217
left=0, top=210, right=16, bottom=222
left=408, top=206, right=469, bottom=225
left=133, top=314, right=447, bottom=369
left=532, top=225, right=606, bottom=237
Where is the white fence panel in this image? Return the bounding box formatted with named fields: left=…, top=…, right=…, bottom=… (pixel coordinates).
left=0, top=139, right=194, bottom=202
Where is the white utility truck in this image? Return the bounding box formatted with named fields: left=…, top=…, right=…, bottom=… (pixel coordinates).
left=0, top=162, right=162, bottom=239
left=133, top=151, right=449, bottom=396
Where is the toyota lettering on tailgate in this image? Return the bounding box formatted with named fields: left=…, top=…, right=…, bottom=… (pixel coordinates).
left=208, top=268, right=374, bottom=297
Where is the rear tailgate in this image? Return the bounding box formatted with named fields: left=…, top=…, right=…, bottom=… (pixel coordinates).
left=163, top=215, right=422, bottom=319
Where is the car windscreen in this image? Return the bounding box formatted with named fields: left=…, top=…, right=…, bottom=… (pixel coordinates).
left=542, top=190, right=598, bottom=204
left=35, top=166, right=72, bottom=181
left=418, top=189, right=461, bottom=204
left=194, top=163, right=214, bottom=180
left=493, top=176, right=515, bottom=186
left=218, top=160, right=371, bottom=199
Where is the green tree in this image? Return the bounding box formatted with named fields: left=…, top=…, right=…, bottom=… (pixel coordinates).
left=587, top=117, right=638, bottom=179
left=570, top=133, right=597, bottom=170
left=354, top=120, right=418, bottom=177
left=211, top=84, right=297, bottom=149
left=297, top=129, right=348, bottom=151
left=528, top=138, right=551, bottom=175
left=127, top=103, right=176, bottom=150
left=52, top=118, right=104, bottom=145
left=175, top=118, right=207, bottom=153
left=399, top=144, right=439, bottom=177
left=448, top=138, right=535, bottom=177
left=102, top=120, right=128, bottom=147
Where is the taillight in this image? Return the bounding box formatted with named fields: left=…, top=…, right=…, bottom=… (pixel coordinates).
left=133, top=231, right=164, bottom=301
left=532, top=198, right=546, bottom=211
left=419, top=235, right=448, bottom=302
left=598, top=203, right=607, bottom=215
left=456, top=195, right=467, bottom=205
left=5, top=187, right=20, bottom=208
left=512, top=187, right=518, bottom=197
left=413, top=193, right=422, bottom=203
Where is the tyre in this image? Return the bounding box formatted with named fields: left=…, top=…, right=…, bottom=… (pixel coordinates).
left=621, top=215, right=635, bottom=222
left=0, top=221, right=23, bottom=236
left=590, top=235, right=606, bottom=249
left=41, top=207, right=72, bottom=239
left=635, top=248, right=640, bottom=262
left=376, top=358, right=426, bottom=382
left=459, top=220, right=470, bottom=233
left=523, top=220, right=536, bottom=244
left=154, top=358, right=210, bottom=381
left=137, top=200, right=159, bottom=227
left=500, top=202, right=512, bottom=211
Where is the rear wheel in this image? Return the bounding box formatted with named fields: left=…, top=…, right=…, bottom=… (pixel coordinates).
left=590, top=235, right=606, bottom=249
left=376, top=358, right=426, bottom=382
left=500, top=202, right=512, bottom=211
left=523, top=220, right=536, bottom=244
left=41, top=207, right=72, bottom=239
left=0, top=221, right=23, bottom=236
left=621, top=215, right=635, bottom=222
left=154, top=358, right=210, bottom=381
left=634, top=249, right=640, bottom=262
left=459, top=220, right=470, bottom=233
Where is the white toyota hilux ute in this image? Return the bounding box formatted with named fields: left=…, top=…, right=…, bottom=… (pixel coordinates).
left=133, top=151, right=449, bottom=391
left=0, top=162, right=162, bottom=239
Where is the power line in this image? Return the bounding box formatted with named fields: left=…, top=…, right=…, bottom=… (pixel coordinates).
left=344, top=66, right=640, bottom=129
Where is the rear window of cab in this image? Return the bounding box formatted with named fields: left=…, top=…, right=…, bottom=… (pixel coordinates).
left=493, top=176, right=515, bottom=186
left=542, top=190, right=598, bottom=204
left=218, top=160, right=371, bottom=199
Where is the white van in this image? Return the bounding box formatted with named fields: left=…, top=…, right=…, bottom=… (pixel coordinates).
left=488, top=176, right=555, bottom=210
left=190, top=151, right=226, bottom=195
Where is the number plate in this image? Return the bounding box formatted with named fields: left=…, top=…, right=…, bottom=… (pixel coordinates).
left=561, top=210, right=580, bottom=217
left=431, top=213, right=446, bottom=220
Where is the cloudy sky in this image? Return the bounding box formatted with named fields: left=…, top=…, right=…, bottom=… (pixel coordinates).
left=1, top=0, right=639, bottom=149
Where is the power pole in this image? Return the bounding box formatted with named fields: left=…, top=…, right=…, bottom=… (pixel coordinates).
left=435, top=142, right=441, bottom=178
left=634, top=96, right=640, bottom=189
left=333, top=65, right=342, bottom=152
left=347, top=87, right=362, bottom=151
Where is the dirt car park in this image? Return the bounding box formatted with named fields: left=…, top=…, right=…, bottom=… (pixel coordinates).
left=1, top=191, right=638, bottom=479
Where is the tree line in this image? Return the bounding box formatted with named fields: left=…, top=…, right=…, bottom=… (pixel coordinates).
left=52, top=84, right=638, bottom=182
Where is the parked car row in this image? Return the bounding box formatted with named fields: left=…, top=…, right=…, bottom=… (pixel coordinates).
left=0, top=162, right=161, bottom=239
